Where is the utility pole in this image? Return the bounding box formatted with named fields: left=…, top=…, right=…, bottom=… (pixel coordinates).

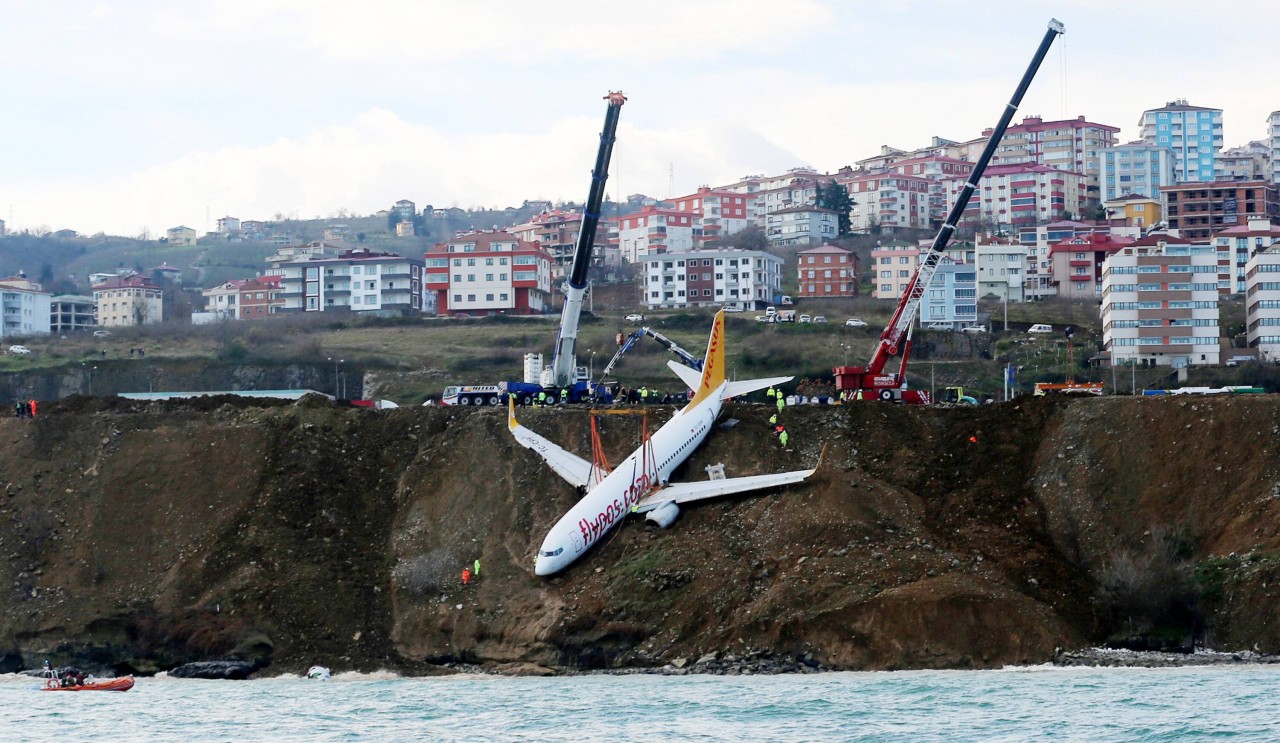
left=1131, top=362, right=1136, bottom=395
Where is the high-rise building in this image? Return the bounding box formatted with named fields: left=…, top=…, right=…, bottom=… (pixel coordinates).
left=1138, top=100, right=1224, bottom=182
left=424, top=232, right=547, bottom=316
left=966, top=116, right=1119, bottom=207
left=1268, top=111, right=1280, bottom=184
left=641, top=248, right=782, bottom=310
left=1101, top=237, right=1220, bottom=367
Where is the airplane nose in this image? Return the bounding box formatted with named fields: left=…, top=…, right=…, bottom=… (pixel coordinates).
left=534, top=556, right=551, bottom=577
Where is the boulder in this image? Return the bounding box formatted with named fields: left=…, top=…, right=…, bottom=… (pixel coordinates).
left=168, top=660, right=260, bottom=680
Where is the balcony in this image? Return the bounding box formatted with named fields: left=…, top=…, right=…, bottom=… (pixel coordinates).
left=1069, top=275, right=1092, bottom=282
left=1068, top=260, right=1092, bottom=267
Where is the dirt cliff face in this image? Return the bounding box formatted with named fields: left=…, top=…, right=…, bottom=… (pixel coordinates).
left=2, top=395, right=1278, bottom=675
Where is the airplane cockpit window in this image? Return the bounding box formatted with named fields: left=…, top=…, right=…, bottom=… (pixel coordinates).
left=541, top=547, right=564, bottom=557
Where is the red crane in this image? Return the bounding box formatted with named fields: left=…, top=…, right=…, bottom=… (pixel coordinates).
left=835, top=19, right=1065, bottom=404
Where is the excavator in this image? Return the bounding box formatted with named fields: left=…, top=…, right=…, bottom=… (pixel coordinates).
left=834, top=20, right=1065, bottom=404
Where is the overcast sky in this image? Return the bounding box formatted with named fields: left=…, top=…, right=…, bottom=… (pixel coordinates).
left=1, top=0, right=1276, bottom=237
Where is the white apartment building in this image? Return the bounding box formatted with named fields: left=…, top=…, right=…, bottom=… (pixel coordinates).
left=1211, top=217, right=1280, bottom=294
left=201, top=280, right=245, bottom=320
left=617, top=206, right=696, bottom=263
left=1245, top=243, right=1280, bottom=360
left=424, top=231, right=551, bottom=316
left=1101, top=241, right=1220, bottom=368
left=278, top=248, right=424, bottom=316
left=870, top=243, right=920, bottom=300
left=1270, top=111, right=1280, bottom=185
left=975, top=240, right=1027, bottom=302
left=0, top=275, right=52, bottom=337
left=765, top=205, right=837, bottom=246
left=841, top=172, right=931, bottom=232
left=642, top=248, right=782, bottom=310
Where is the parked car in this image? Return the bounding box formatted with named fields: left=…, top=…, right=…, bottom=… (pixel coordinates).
left=7, top=345, right=32, bottom=355
left=722, top=306, right=744, bottom=313
left=813, top=316, right=826, bottom=323
left=960, top=325, right=987, bottom=334
left=624, top=313, right=645, bottom=322
left=92, top=329, right=111, bottom=337
left=845, top=318, right=868, bottom=327
left=1027, top=324, right=1053, bottom=334
left=798, top=314, right=812, bottom=323
left=754, top=315, right=775, bottom=323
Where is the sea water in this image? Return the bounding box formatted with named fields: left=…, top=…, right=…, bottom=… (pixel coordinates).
left=3, top=665, right=1279, bottom=741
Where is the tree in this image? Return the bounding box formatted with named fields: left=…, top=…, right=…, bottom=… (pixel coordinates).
left=816, top=180, right=853, bottom=238
left=38, top=263, right=54, bottom=285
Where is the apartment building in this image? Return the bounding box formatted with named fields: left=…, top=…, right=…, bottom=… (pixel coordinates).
left=1211, top=217, right=1280, bottom=294
left=1244, top=241, right=1280, bottom=359
left=1218, top=142, right=1269, bottom=181
left=509, top=209, right=607, bottom=276
left=166, top=226, right=198, bottom=246
left=424, top=231, right=550, bottom=316
left=641, top=248, right=782, bottom=310
left=870, top=243, right=920, bottom=300
left=1101, top=141, right=1176, bottom=201
left=1048, top=232, right=1134, bottom=300
left=796, top=244, right=856, bottom=298
left=975, top=240, right=1026, bottom=302
left=216, top=216, right=241, bottom=234
left=765, top=205, right=837, bottom=246
left=945, top=164, right=1087, bottom=229
left=278, top=248, right=423, bottom=316
left=1138, top=100, right=1224, bottom=182
left=93, top=275, right=163, bottom=327
left=202, top=280, right=245, bottom=319
left=670, top=186, right=753, bottom=244
left=752, top=177, right=821, bottom=227
left=972, top=115, right=1119, bottom=205
left=0, top=274, right=52, bottom=337
left=1270, top=111, right=1280, bottom=184
left=887, top=155, right=975, bottom=224
left=919, top=259, right=978, bottom=330
left=1101, top=239, right=1220, bottom=367
left=239, top=276, right=285, bottom=318
left=1162, top=180, right=1280, bottom=240
left=616, top=206, right=696, bottom=263
left=50, top=295, right=96, bottom=333
left=840, top=172, right=931, bottom=232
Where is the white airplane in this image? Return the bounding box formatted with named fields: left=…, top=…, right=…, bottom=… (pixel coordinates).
left=509, top=309, right=816, bottom=576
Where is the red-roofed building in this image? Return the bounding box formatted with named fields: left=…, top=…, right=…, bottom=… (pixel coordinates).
left=509, top=209, right=607, bottom=277
left=796, top=244, right=856, bottom=298
left=965, top=115, right=1119, bottom=206
left=669, top=186, right=752, bottom=245
left=94, top=274, right=163, bottom=327
left=424, top=230, right=552, bottom=316
left=1049, top=232, right=1134, bottom=299
left=617, top=206, right=696, bottom=263
left=839, top=171, right=931, bottom=232
left=887, top=155, right=976, bottom=224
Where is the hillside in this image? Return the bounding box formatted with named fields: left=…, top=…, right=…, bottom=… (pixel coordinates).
left=2, top=395, right=1279, bottom=676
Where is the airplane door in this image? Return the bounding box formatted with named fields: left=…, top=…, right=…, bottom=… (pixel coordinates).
left=570, top=528, right=585, bottom=553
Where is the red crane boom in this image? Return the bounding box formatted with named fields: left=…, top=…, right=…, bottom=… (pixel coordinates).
left=835, top=19, right=1065, bottom=403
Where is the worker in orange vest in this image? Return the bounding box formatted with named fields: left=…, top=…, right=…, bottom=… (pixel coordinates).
left=29, top=399, right=36, bottom=418
left=461, top=567, right=471, bottom=585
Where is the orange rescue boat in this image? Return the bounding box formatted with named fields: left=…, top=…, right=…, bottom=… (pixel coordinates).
left=42, top=676, right=135, bottom=692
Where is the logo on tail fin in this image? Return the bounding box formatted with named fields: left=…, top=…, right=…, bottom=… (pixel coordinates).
left=688, top=311, right=726, bottom=407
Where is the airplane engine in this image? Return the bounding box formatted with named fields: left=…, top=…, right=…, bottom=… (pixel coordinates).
left=645, top=501, right=680, bottom=529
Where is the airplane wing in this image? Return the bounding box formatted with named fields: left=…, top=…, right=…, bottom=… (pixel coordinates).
left=721, top=375, right=793, bottom=400
left=633, top=467, right=815, bottom=513
left=508, top=400, right=597, bottom=490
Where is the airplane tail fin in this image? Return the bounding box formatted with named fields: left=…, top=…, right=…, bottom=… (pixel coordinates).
left=686, top=310, right=726, bottom=408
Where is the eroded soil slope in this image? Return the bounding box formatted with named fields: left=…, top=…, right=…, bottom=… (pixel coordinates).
left=2, top=395, right=1279, bottom=674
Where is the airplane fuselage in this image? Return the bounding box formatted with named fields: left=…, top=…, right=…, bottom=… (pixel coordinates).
left=533, top=391, right=722, bottom=575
